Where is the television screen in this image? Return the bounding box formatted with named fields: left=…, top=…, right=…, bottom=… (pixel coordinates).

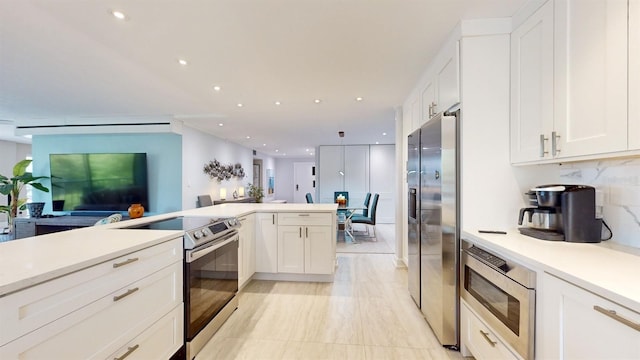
left=49, top=153, right=149, bottom=212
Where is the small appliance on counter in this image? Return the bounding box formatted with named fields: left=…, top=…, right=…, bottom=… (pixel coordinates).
left=518, top=184, right=607, bottom=243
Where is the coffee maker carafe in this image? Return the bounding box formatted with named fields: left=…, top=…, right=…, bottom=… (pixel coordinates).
left=518, top=185, right=603, bottom=243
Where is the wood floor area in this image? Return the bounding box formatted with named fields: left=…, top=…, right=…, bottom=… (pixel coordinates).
left=196, top=252, right=465, bottom=359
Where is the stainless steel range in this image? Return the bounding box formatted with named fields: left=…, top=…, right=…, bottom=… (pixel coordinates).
left=125, top=216, right=241, bottom=360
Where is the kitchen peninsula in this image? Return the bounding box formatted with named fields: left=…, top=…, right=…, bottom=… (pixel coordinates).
left=0, top=203, right=338, bottom=359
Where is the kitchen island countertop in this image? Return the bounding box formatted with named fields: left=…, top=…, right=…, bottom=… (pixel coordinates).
left=0, top=203, right=338, bottom=297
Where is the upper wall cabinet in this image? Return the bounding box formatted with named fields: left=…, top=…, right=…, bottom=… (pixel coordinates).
left=554, top=0, right=628, bottom=157
left=510, top=0, right=554, bottom=163
left=630, top=0, right=640, bottom=150
left=511, top=0, right=632, bottom=164
left=415, top=41, right=460, bottom=130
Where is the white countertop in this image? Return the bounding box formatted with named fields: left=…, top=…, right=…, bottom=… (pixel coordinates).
left=462, top=228, right=640, bottom=312
left=0, top=203, right=338, bottom=297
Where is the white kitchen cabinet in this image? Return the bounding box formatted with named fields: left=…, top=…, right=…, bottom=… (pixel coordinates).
left=255, top=212, right=278, bottom=273
left=510, top=0, right=554, bottom=163
left=511, top=0, right=631, bottom=163
left=553, top=0, right=628, bottom=157
left=238, top=213, right=256, bottom=288
left=0, top=257, right=182, bottom=359
left=421, top=79, right=436, bottom=123
left=435, top=40, right=460, bottom=115
left=539, top=272, right=640, bottom=360
left=277, top=213, right=334, bottom=275
left=630, top=0, right=640, bottom=150
left=460, top=299, right=520, bottom=360
left=418, top=41, right=460, bottom=128
left=277, top=225, right=305, bottom=273
left=303, top=225, right=334, bottom=274
left=0, top=238, right=183, bottom=346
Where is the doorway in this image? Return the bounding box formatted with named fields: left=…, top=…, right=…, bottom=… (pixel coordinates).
left=253, top=159, right=263, bottom=189
left=293, top=162, right=315, bottom=203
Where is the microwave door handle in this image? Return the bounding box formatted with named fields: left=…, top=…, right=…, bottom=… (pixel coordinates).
left=187, top=234, right=238, bottom=263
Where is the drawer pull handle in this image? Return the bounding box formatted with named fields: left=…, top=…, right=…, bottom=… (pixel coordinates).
left=479, top=330, right=497, bottom=347
left=114, top=344, right=140, bottom=360
left=298, top=214, right=310, bottom=216
left=113, top=287, right=139, bottom=302
left=113, top=257, right=139, bottom=268
left=594, top=305, right=640, bottom=332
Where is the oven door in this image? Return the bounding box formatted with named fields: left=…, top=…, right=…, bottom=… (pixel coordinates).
left=184, top=231, right=239, bottom=341
left=461, top=250, right=535, bottom=359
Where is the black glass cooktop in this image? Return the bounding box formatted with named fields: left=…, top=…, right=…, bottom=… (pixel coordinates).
left=124, top=216, right=215, bottom=231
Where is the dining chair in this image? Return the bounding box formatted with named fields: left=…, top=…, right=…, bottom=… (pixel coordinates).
left=305, top=193, right=314, bottom=203
left=197, top=194, right=213, bottom=208
left=362, top=192, right=372, bottom=217
left=351, top=193, right=379, bottom=238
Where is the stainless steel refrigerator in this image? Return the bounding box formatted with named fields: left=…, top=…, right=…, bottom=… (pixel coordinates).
left=407, top=106, right=460, bottom=349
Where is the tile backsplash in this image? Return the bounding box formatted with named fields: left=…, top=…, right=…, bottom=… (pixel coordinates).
left=552, top=157, right=640, bottom=248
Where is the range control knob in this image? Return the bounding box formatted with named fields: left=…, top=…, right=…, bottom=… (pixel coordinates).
left=227, top=218, right=238, bottom=227
left=193, top=230, right=203, bottom=239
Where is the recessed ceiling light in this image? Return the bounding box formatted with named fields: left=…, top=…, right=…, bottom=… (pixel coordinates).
left=376, top=141, right=380, bottom=144
left=263, top=144, right=267, bottom=147
left=356, top=97, right=363, bottom=102
left=237, top=103, right=243, bottom=107
left=310, top=153, right=314, bottom=156
left=178, top=59, right=188, bottom=66
left=275, top=101, right=281, bottom=105
left=314, top=99, right=321, bottom=104
left=111, top=10, right=126, bottom=20
left=275, top=149, right=279, bottom=152
left=382, top=132, right=387, bottom=136
left=213, top=86, right=221, bottom=92
left=246, top=136, right=251, bottom=139
left=218, top=123, right=224, bottom=127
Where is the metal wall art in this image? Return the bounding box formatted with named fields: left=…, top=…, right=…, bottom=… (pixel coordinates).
left=203, top=159, right=245, bottom=182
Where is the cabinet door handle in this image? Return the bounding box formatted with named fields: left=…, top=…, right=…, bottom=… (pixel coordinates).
left=298, top=213, right=310, bottom=217
left=432, top=101, right=437, bottom=115
left=113, top=257, right=139, bottom=268
left=594, top=305, right=640, bottom=332
left=552, top=131, right=561, bottom=156
left=113, top=287, right=139, bottom=302
left=428, top=104, right=433, bottom=118
left=306, top=227, right=309, bottom=238
left=299, top=227, right=302, bottom=238
left=539, top=134, right=549, bottom=157
left=479, top=330, right=497, bottom=347
left=272, top=214, right=275, bottom=225
left=114, top=344, right=140, bottom=360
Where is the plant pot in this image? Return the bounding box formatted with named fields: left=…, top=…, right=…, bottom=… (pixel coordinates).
left=26, top=202, right=45, bottom=218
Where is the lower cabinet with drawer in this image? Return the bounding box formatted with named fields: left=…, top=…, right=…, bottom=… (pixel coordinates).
left=0, top=237, right=184, bottom=360
left=277, top=213, right=334, bottom=275
left=460, top=299, right=520, bottom=360
left=539, top=272, right=640, bottom=360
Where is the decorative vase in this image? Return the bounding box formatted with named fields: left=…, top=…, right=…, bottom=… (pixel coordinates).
left=26, top=202, right=45, bottom=218
left=128, top=203, right=145, bottom=219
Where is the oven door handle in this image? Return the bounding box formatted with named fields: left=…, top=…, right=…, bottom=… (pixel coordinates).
left=186, top=233, right=238, bottom=263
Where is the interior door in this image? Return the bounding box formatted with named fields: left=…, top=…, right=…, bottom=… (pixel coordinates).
left=293, top=162, right=315, bottom=203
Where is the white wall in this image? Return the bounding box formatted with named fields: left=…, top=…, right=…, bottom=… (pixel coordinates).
left=370, top=145, right=395, bottom=223
left=512, top=158, right=640, bottom=248
left=274, top=157, right=314, bottom=203
left=253, top=152, right=277, bottom=202
left=181, top=126, right=253, bottom=209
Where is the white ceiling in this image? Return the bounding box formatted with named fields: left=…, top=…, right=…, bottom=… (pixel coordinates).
left=0, top=0, right=526, bottom=156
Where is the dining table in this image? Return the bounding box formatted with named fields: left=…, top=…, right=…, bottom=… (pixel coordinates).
left=337, top=205, right=366, bottom=241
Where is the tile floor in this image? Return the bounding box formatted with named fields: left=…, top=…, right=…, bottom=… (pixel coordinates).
left=196, top=237, right=466, bottom=359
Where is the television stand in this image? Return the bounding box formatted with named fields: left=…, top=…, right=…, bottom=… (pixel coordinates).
left=14, top=215, right=129, bottom=239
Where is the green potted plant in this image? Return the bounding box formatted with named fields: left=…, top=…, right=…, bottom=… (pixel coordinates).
left=247, top=183, right=264, bottom=203
left=0, top=159, right=49, bottom=237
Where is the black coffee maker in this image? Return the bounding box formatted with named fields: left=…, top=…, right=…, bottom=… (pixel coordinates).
left=518, top=185, right=603, bottom=243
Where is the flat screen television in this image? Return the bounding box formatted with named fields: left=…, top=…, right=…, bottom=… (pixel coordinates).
left=49, top=153, right=149, bottom=213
